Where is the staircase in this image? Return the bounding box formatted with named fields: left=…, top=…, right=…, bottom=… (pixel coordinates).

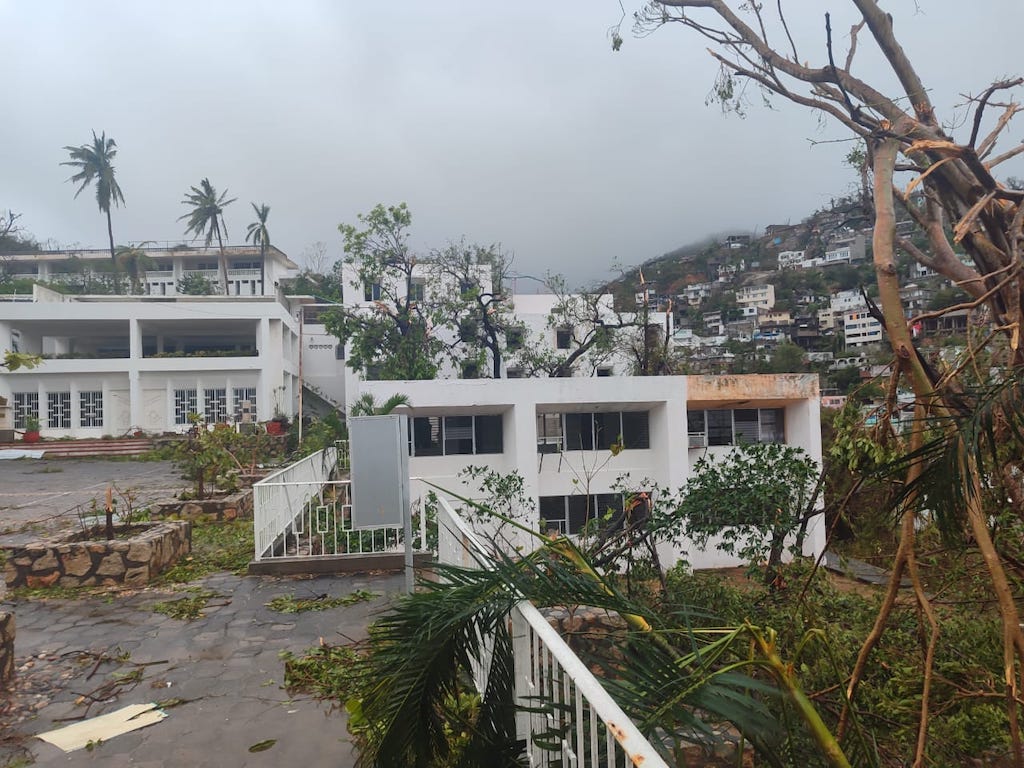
left=0, top=437, right=156, bottom=459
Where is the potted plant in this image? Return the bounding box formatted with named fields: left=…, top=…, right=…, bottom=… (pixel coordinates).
left=266, top=411, right=289, bottom=436
left=23, top=415, right=41, bottom=443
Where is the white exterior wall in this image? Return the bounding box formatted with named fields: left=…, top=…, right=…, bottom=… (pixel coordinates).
left=0, top=290, right=300, bottom=437
left=356, top=373, right=823, bottom=571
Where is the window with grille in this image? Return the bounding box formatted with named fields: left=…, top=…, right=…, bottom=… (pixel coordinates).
left=555, top=327, right=572, bottom=350
left=363, top=282, right=383, bottom=301
left=48, top=392, right=71, bottom=429
left=204, top=388, right=228, bottom=424
left=233, top=388, right=257, bottom=423
left=13, top=392, right=38, bottom=429
left=687, top=408, right=786, bottom=448
left=174, top=389, right=198, bottom=425
left=80, top=391, right=103, bottom=427
left=409, top=278, right=426, bottom=302
left=409, top=414, right=503, bottom=457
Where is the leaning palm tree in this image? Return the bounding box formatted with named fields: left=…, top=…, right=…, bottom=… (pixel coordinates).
left=178, top=179, right=236, bottom=295
left=62, top=131, right=126, bottom=264
left=244, top=202, right=271, bottom=295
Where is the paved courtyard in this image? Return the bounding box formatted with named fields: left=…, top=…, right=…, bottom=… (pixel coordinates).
left=0, top=456, right=404, bottom=767
left=1, top=572, right=402, bottom=767
left=0, top=458, right=183, bottom=536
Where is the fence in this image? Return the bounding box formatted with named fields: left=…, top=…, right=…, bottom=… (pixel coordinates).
left=252, top=446, right=424, bottom=562
left=434, top=496, right=669, bottom=768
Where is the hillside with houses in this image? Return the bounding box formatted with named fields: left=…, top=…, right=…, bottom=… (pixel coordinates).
left=604, top=193, right=972, bottom=401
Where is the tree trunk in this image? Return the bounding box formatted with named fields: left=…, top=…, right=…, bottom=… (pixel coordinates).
left=216, top=225, right=229, bottom=295
left=106, top=207, right=116, bottom=262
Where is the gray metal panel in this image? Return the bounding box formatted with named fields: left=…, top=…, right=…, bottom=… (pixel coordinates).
left=349, top=415, right=410, bottom=528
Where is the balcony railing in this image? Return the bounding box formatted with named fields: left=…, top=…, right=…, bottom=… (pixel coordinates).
left=435, top=496, right=668, bottom=768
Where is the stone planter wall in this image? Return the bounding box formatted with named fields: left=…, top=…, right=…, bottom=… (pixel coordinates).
left=2, top=521, right=191, bottom=590
left=149, top=490, right=253, bottom=522
left=0, top=611, right=13, bottom=689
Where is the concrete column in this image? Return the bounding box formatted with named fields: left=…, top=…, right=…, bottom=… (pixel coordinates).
left=129, top=319, right=142, bottom=360
left=258, top=318, right=274, bottom=419
left=128, top=370, right=142, bottom=431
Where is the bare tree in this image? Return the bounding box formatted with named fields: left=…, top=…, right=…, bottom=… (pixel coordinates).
left=622, top=3, right=1024, bottom=764
left=301, top=240, right=331, bottom=274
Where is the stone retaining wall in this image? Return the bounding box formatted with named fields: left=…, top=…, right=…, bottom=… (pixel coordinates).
left=2, top=521, right=191, bottom=590
left=0, top=611, right=13, bottom=689
left=149, top=490, right=253, bottom=522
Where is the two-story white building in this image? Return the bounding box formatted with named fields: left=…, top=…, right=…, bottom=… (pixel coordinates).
left=354, top=373, right=825, bottom=570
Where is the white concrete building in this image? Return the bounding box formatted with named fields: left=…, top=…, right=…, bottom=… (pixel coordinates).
left=0, top=284, right=303, bottom=437
left=355, top=373, right=825, bottom=570
left=3, top=244, right=298, bottom=297
left=776, top=250, right=807, bottom=269
left=735, top=284, right=776, bottom=310
left=843, top=307, right=884, bottom=347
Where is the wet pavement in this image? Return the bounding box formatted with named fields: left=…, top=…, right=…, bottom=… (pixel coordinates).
left=0, top=459, right=183, bottom=536
left=1, top=572, right=404, bottom=767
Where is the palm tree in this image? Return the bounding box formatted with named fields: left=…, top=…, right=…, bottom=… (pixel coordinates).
left=347, top=392, right=410, bottom=417
left=115, top=244, right=153, bottom=295
left=179, top=179, right=236, bottom=294
left=245, top=202, right=271, bottom=295
left=62, top=131, right=126, bottom=263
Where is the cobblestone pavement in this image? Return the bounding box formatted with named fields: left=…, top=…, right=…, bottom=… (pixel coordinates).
left=0, top=572, right=403, bottom=767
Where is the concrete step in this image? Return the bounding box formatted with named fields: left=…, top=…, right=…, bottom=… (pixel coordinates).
left=0, top=438, right=156, bottom=459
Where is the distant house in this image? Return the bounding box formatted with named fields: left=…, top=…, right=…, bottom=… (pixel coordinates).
left=735, top=284, right=776, bottom=310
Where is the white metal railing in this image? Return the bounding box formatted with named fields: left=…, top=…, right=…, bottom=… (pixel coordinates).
left=253, top=446, right=426, bottom=562
left=434, top=496, right=669, bottom=768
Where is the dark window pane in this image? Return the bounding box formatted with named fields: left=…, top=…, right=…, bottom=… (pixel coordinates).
left=568, top=494, right=596, bottom=534
left=474, top=414, right=503, bottom=454
left=621, top=411, right=649, bottom=449
left=537, top=413, right=563, bottom=453
left=556, top=328, right=572, bottom=350
left=412, top=416, right=442, bottom=456
left=707, top=410, right=733, bottom=446
left=595, top=493, right=626, bottom=534
left=539, top=496, right=567, bottom=534
left=733, top=409, right=759, bottom=444
left=506, top=329, right=523, bottom=350
left=594, top=412, right=621, bottom=451
left=443, top=416, right=474, bottom=455
left=760, top=408, right=784, bottom=443
left=564, top=413, right=594, bottom=451
left=687, top=410, right=706, bottom=448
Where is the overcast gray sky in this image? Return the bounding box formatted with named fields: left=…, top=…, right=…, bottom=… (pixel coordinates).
left=2, top=1, right=1022, bottom=287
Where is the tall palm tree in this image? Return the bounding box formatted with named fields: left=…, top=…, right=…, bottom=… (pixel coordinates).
left=245, top=202, right=271, bottom=295
left=179, top=179, right=236, bottom=294
left=62, top=131, right=126, bottom=263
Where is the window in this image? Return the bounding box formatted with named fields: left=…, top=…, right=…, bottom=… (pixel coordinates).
left=410, top=414, right=503, bottom=456
left=204, top=388, right=228, bottom=424
left=596, top=367, right=613, bottom=377
left=506, top=367, right=525, bottom=379
left=539, top=494, right=626, bottom=535
left=555, top=327, right=572, bottom=350
left=506, top=328, right=523, bottom=350
left=335, top=343, right=345, bottom=360
left=687, top=408, right=786, bottom=448
left=13, top=392, right=38, bottom=430
left=408, top=278, right=426, bottom=303
left=537, top=411, right=650, bottom=453
left=80, top=391, right=103, bottom=427
left=233, top=388, right=257, bottom=423
left=363, top=282, right=383, bottom=301
left=461, top=361, right=480, bottom=379
left=174, top=389, right=198, bottom=425
left=47, top=392, right=71, bottom=429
